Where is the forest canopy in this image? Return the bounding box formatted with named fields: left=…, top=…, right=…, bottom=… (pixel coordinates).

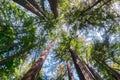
left=0, top=0, right=120, bottom=80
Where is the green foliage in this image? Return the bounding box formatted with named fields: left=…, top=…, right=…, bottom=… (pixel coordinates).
left=0, top=0, right=120, bottom=80
left=0, top=1, right=37, bottom=79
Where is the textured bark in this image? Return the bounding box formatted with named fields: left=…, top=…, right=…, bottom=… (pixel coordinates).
left=22, top=37, right=57, bottom=80
left=27, top=0, right=48, bottom=19
left=48, top=0, right=58, bottom=18
left=13, top=0, right=47, bottom=19
left=69, top=46, right=93, bottom=80
left=67, top=61, right=74, bottom=80
left=85, top=63, right=103, bottom=80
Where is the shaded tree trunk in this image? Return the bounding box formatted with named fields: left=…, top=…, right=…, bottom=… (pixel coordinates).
left=67, top=61, right=74, bottom=80
left=48, top=0, right=58, bottom=18
left=79, top=0, right=112, bottom=17
left=69, top=46, right=93, bottom=80
left=21, top=37, right=57, bottom=80
left=95, top=58, right=120, bottom=80
left=85, top=63, right=103, bottom=80
left=13, top=0, right=47, bottom=19
left=104, top=62, right=120, bottom=80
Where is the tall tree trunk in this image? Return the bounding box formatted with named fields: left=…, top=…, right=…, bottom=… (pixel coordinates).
left=85, top=63, right=103, bottom=80
left=27, top=0, right=48, bottom=19
left=13, top=0, right=47, bottom=19
left=80, top=0, right=112, bottom=15
left=22, top=37, right=57, bottom=80
left=48, top=0, right=58, bottom=18
left=69, top=46, right=93, bottom=80
left=95, top=58, right=120, bottom=80
left=67, top=61, right=74, bottom=80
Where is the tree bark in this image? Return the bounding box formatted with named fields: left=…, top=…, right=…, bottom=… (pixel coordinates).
left=67, top=61, right=74, bottom=80
left=13, top=0, right=47, bottom=19
left=69, top=46, right=93, bottom=80
left=21, top=37, right=57, bottom=80
left=48, top=0, right=58, bottom=18
left=85, top=63, right=103, bottom=80
left=27, top=0, right=48, bottom=19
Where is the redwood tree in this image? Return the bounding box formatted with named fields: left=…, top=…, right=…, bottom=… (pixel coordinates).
left=85, top=62, right=103, bottom=80
left=69, top=46, right=93, bottom=80
left=67, top=61, right=74, bottom=80
left=21, top=37, right=57, bottom=80
left=48, top=0, right=58, bottom=18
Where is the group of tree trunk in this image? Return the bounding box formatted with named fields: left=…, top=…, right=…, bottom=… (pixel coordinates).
left=13, top=0, right=48, bottom=19
left=1, top=36, right=119, bottom=80
left=22, top=37, right=57, bottom=80
left=1, top=36, right=117, bottom=80
left=67, top=61, right=74, bottom=80
left=2, top=0, right=119, bottom=80
left=13, top=0, right=58, bottom=19
left=19, top=37, right=101, bottom=80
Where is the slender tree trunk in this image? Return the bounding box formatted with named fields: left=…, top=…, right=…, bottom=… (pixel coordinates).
left=69, top=46, right=93, bottom=80
left=95, top=58, right=120, bottom=80
left=67, top=61, right=74, bottom=80
left=104, top=63, right=120, bottom=80
left=13, top=0, right=47, bottom=19
left=48, top=0, right=58, bottom=18
left=22, top=37, right=57, bottom=80
left=28, top=0, right=48, bottom=19
left=85, top=63, right=103, bottom=80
